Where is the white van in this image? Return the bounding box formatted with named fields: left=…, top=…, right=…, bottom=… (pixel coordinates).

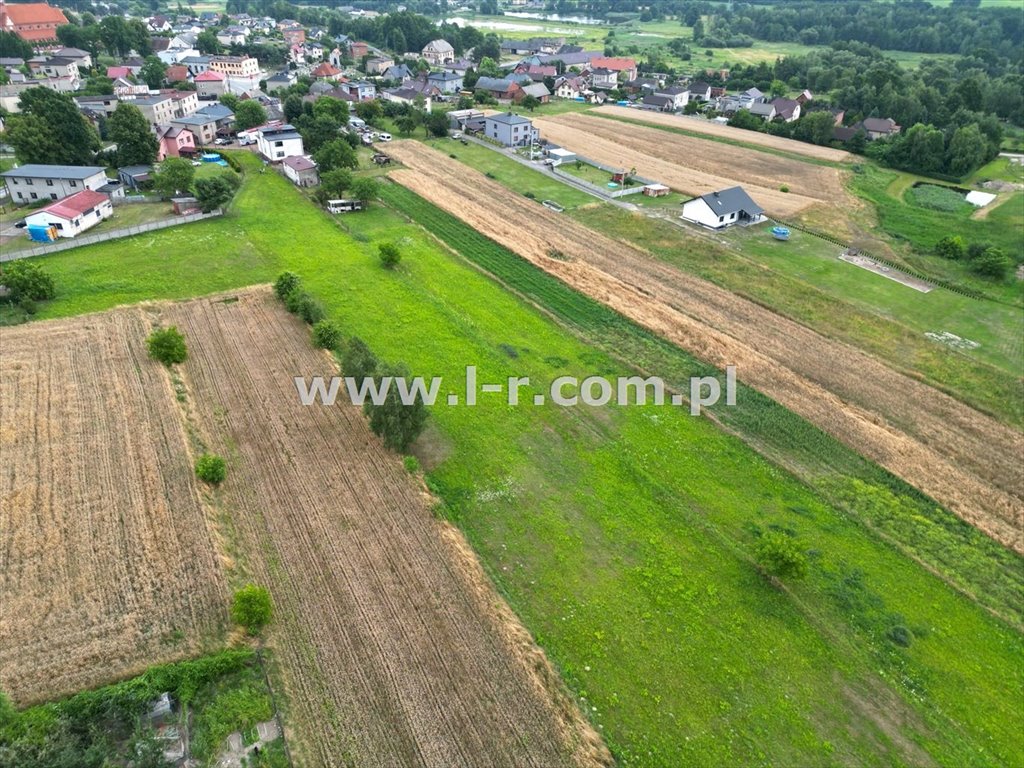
left=327, top=199, right=364, bottom=213
left=377, top=133, right=392, bottom=142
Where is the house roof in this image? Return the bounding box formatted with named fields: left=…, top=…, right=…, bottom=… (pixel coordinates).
left=119, top=164, right=153, bottom=177
left=521, top=82, right=550, bottom=98
left=311, top=62, right=341, bottom=77
left=655, top=86, right=687, bottom=96
left=196, top=103, right=233, bottom=120
left=195, top=70, right=225, bottom=81
left=749, top=102, right=775, bottom=116
left=691, top=186, right=764, bottom=217
left=132, top=94, right=173, bottom=106
left=35, top=189, right=108, bottom=220
left=591, top=56, right=635, bottom=72
left=422, top=39, right=454, bottom=53
left=771, top=97, right=800, bottom=119
left=427, top=71, right=462, bottom=82
left=2, top=163, right=104, bottom=180
left=688, top=81, right=711, bottom=94
left=0, top=2, right=68, bottom=39
left=282, top=155, right=316, bottom=171
left=54, top=47, right=89, bottom=58
left=642, top=94, right=673, bottom=107
left=862, top=117, right=899, bottom=133
left=486, top=112, right=532, bottom=126
left=106, top=66, right=131, bottom=79
left=173, top=113, right=217, bottom=126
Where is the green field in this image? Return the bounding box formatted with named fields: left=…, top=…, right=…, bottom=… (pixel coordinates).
left=16, top=152, right=1024, bottom=766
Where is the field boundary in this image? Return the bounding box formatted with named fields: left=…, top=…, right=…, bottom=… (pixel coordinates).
left=1, top=209, right=223, bottom=262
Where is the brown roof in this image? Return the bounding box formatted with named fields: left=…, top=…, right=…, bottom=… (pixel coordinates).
left=1, top=1, right=67, bottom=40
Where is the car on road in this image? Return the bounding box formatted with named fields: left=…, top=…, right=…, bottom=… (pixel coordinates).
left=214, top=138, right=231, bottom=145
left=14, top=219, right=27, bottom=229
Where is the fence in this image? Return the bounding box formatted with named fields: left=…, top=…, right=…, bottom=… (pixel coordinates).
left=550, top=158, right=652, bottom=198
left=112, top=195, right=153, bottom=205
left=1, top=209, right=223, bottom=261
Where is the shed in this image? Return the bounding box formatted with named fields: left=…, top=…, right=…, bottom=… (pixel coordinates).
left=643, top=183, right=670, bottom=197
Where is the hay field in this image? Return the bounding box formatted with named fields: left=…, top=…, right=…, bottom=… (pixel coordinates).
left=534, top=113, right=851, bottom=217
left=160, top=289, right=609, bottom=768
left=385, top=141, right=1024, bottom=553
left=0, top=309, right=228, bottom=705
left=592, top=105, right=853, bottom=162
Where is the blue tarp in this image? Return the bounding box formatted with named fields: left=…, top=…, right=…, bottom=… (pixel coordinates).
left=27, top=224, right=55, bottom=242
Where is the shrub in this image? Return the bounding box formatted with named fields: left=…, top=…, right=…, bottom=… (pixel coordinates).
left=378, top=241, right=402, bottom=269
left=18, top=297, right=37, bottom=315
left=195, top=453, right=226, bottom=484
left=296, top=293, right=325, bottom=324
left=1, top=261, right=55, bottom=302
left=284, top=289, right=305, bottom=314
left=147, top=326, right=188, bottom=366
left=311, top=319, right=341, bottom=349
left=970, top=246, right=1011, bottom=279
left=273, top=271, right=301, bottom=300
left=403, top=455, right=420, bottom=473
left=754, top=530, right=808, bottom=580
left=342, top=337, right=378, bottom=380
left=779, top=184, right=789, bottom=193
left=366, top=363, right=428, bottom=451
left=887, top=625, right=913, bottom=648
left=935, top=235, right=966, bottom=260
left=231, top=584, right=272, bottom=635
left=484, top=171, right=497, bottom=179
left=523, top=191, right=536, bottom=199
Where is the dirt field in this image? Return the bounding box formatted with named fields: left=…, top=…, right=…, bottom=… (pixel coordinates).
left=160, top=289, right=609, bottom=768
left=534, top=113, right=851, bottom=218
left=0, top=310, right=228, bottom=705
left=592, top=105, right=853, bottom=163
left=386, top=141, right=1024, bottom=554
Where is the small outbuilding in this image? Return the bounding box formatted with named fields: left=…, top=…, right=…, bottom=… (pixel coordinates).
left=24, top=189, right=112, bottom=238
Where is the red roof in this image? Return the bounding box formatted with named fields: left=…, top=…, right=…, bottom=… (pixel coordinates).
left=0, top=1, right=68, bottom=39
left=165, top=65, right=188, bottom=81
left=591, top=57, right=636, bottom=72
left=107, top=66, right=131, bottom=79
left=195, top=70, right=225, bottom=81
left=311, top=62, right=340, bottom=77
left=37, top=189, right=109, bottom=220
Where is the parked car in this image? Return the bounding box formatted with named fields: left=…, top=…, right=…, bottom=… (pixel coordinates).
left=214, top=138, right=230, bottom=145
left=14, top=219, right=27, bottom=229
left=451, top=131, right=463, bottom=139
left=361, top=134, right=374, bottom=145
left=378, top=133, right=392, bottom=142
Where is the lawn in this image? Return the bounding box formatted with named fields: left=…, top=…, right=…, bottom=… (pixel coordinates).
left=20, top=151, right=1024, bottom=767
left=969, top=156, right=1024, bottom=186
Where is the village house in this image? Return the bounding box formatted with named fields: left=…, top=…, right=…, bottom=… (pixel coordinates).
left=590, top=67, right=619, bottom=90
left=554, top=75, right=587, bottom=100
left=641, top=93, right=675, bottom=112
left=681, top=186, right=766, bottom=229
left=381, top=86, right=433, bottom=112
left=216, top=25, right=249, bottom=46
left=653, top=85, right=689, bottom=110
left=421, top=39, right=455, bottom=66
left=282, top=155, right=319, bottom=187
left=687, top=81, right=712, bottom=101
left=516, top=82, right=550, bottom=104
left=366, top=55, right=393, bottom=75
left=426, top=71, right=463, bottom=95
left=348, top=41, right=370, bottom=59
left=171, top=112, right=218, bottom=145
left=311, top=62, right=343, bottom=82
left=590, top=56, right=637, bottom=82
left=2, top=163, right=108, bottom=203
left=859, top=117, right=902, bottom=140
left=166, top=89, right=199, bottom=118
left=24, top=189, right=112, bottom=237
left=484, top=112, right=538, bottom=147
left=209, top=55, right=260, bottom=79
left=282, top=27, right=305, bottom=46
left=382, top=63, right=412, bottom=82
left=256, top=124, right=305, bottom=161
left=54, top=47, right=91, bottom=69
left=475, top=74, right=532, bottom=101
left=165, top=64, right=188, bottom=84
left=157, top=125, right=196, bottom=159
left=771, top=97, right=801, bottom=122
left=180, top=55, right=212, bottom=77
left=130, top=93, right=177, bottom=128
left=749, top=101, right=777, bottom=121
left=195, top=70, right=226, bottom=97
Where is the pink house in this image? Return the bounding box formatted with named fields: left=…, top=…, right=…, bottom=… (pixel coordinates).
left=157, top=125, right=196, bottom=160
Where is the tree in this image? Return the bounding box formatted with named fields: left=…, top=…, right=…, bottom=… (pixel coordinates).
left=194, top=453, right=226, bottom=484
left=474, top=33, right=501, bottom=63
left=319, top=168, right=353, bottom=199
left=946, top=123, right=988, bottom=177
left=108, top=103, right=159, bottom=166
left=197, top=29, right=220, bottom=54
left=365, top=363, right=428, bottom=451
left=0, top=30, right=32, bottom=60
left=312, top=96, right=349, bottom=128
left=220, top=93, right=240, bottom=111
left=233, top=99, right=267, bottom=132
left=970, top=246, right=1011, bottom=279
left=754, top=531, right=808, bottom=581
left=152, top=157, right=196, bottom=199
left=396, top=114, right=418, bottom=136
left=313, top=139, right=357, bottom=172
left=0, top=261, right=55, bottom=302
left=794, top=110, right=835, bottom=145
left=425, top=110, right=450, bottom=138
left=355, top=100, right=384, bottom=125
left=194, top=175, right=235, bottom=212
left=935, top=235, right=966, bottom=260
left=231, top=584, right=273, bottom=635
left=297, top=115, right=343, bottom=154
left=283, top=93, right=304, bottom=123
left=350, top=177, right=379, bottom=205
left=147, top=326, right=188, bottom=365
left=6, top=88, right=99, bottom=165
left=521, top=94, right=540, bottom=112
left=342, top=337, right=378, bottom=380
left=274, top=271, right=301, bottom=300
left=139, top=56, right=167, bottom=89
left=378, top=241, right=402, bottom=269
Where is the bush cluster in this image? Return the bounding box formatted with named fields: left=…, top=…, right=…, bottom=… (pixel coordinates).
left=275, top=272, right=325, bottom=324
left=146, top=326, right=188, bottom=366
left=934, top=235, right=1012, bottom=279
left=195, top=453, right=227, bottom=484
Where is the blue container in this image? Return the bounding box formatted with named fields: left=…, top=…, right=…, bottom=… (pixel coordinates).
left=771, top=226, right=791, bottom=241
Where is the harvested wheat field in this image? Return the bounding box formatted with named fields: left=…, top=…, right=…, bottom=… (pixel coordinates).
left=591, top=105, right=853, bottom=163
left=533, top=113, right=851, bottom=217
left=386, top=141, right=1024, bottom=553
left=160, top=289, right=609, bottom=768
left=0, top=310, right=228, bottom=705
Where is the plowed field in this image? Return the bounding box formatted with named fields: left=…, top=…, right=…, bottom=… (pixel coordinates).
left=534, top=113, right=851, bottom=217
left=160, top=289, right=608, bottom=768
left=386, top=141, right=1024, bottom=554
left=0, top=309, right=228, bottom=704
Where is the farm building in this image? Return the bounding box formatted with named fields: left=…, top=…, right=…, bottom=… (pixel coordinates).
left=1, top=163, right=107, bottom=203
left=282, top=155, right=319, bottom=187
left=680, top=186, right=765, bottom=229
left=545, top=147, right=577, bottom=166
left=24, top=189, right=112, bottom=238
left=421, top=39, right=455, bottom=66
left=484, top=112, right=538, bottom=147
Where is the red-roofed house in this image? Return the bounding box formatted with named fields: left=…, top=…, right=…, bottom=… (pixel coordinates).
left=311, top=62, right=342, bottom=81
left=590, top=57, right=637, bottom=81
left=24, top=189, right=112, bottom=237
left=107, top=66, right=131, bottom=79
left=195, top=69, right=226, bottom=97
left=0, top=0, right=67, bottom=41
left=165, top=65, right=188, bottom=84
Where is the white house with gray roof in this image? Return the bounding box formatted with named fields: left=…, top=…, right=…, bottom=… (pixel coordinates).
left=680, top=186, right=765, bottom=229
left=1, top=164, right=108, bottom=204
left=484, top=112, right=538, bottom=147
